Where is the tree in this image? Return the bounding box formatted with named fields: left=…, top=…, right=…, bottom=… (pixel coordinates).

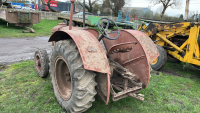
left=77, top=0, right=99, bottom=13
left=144, top=11, right=153, bottom=19
left=102, top=0, right=125, bottom=16
left=153, top=12, right=160, bottom=20
left=149, top=0, right=181, bottom=20
left=179, top=14, right=183, bottom=19
left=131, top=9, right=138, bottom=16
left=0, top=0, right=7, bottom=7
left=138, top=10, right=144, bottom=18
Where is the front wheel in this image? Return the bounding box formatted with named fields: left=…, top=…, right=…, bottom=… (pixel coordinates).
left=34, top=49, right=49, bottom=78
left=151, top=44, right=167, bottom=71
left=49, top=40, right=97, bottom=113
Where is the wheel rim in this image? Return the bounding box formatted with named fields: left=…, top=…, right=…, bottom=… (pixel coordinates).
left=54, top=56, right=72, bottom=100
left=35, top=54, right=41, bottom=72
left=152, top=57, right=158, bottom=65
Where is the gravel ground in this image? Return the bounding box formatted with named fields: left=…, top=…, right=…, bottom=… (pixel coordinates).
left=0, top=36, right=52, bottom=65
left=0, top=36, right=105, bottom=65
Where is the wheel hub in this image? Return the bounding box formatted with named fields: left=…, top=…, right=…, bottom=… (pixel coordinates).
left=152, top=57, right=158, bottom=65
left=54, top=56, right=72, bottom=100
left=35, top=54, right=41, bottom=72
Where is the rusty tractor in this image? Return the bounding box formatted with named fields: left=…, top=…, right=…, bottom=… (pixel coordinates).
left=34, top=0, right=159, bottom=112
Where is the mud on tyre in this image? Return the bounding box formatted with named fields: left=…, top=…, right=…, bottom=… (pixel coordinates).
left=49, top=40, right=97, bottom=113
left=151, top=44, right=167, bottom=71
left=34, top=49, right=49, bottom=78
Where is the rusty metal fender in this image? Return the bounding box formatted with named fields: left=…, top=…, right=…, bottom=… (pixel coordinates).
left=103, top=30, right=159, bottom=88
left=49, top=28, right=111, bottom=104
left=49, top=28, right=110, bottom=74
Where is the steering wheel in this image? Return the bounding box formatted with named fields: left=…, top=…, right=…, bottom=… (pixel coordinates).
left=98, top=18, right=120, bottom=40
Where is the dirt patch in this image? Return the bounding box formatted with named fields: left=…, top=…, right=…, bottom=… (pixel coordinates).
left=0, top=65, right=7, bottom=72
left=160, top=69, right=183, bottom=77
left=0, top=37, right=51, bottom=65
left=150, top=70, right=159, bottom=75
left=151, top=67, right=200, bottom=80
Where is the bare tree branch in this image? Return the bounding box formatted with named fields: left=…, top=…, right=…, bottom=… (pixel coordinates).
left=102, top=0, right=125, bottom=16
left=77, top=0, right=99, bottom=13
left=149, top=0, right=181, bottom=20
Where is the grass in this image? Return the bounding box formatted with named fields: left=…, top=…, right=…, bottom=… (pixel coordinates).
left=0, top=19, right=62, bottom=38
left=0, top=19, right=120, bottom=38
left=0, top=61, right=200, bottom=112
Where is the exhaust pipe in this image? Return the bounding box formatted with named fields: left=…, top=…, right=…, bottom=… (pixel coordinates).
left=185, top=0, right=190, bottom=21
left=69, top=0, right=76, bottom=30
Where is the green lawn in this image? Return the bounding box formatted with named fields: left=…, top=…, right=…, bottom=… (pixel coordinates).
left=0, top=19, right=62, bottom=38
left=0, top=61, right=200, bottom=113
left=0, top=19, right=120, bottom=38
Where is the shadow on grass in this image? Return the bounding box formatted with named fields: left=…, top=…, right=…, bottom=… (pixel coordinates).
left=0, top=20, right=25, bottom=29
left=157, top=62, right=200, bottom=79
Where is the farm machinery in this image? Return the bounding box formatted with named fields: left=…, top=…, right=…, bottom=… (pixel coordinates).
left=33, top=0, right=159, bottom=112
left=138, top=20, right=200, bottom=71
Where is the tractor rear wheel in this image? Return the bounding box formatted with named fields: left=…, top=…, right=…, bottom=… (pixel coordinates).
left=49, top=40, right=97, bottom=113
left=151, top=44, right=167, bottom=71
left=34, top=49, right=49, bottom=78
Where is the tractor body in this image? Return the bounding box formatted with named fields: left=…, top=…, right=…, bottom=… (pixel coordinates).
left=34, top=0, right=159, bottom=112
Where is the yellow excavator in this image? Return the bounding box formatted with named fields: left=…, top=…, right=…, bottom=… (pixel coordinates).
left=138, top=21, right=200, bottom=71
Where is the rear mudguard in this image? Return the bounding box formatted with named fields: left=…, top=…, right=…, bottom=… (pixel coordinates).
left=49, top=27, right=110, bottom=74
left=103, top=30, right=159, bottom=88
left=48, top=27, right=111, bottom=104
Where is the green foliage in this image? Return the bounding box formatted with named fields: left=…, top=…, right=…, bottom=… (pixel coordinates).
left=131, top=9, right=138, bottom=16
left=0, top=19, right=62, bottom=38
left=153, top=12, right=160, bottom=20
left=143, top=11, right=153, bottom=19
left=77, top=0, right=99, bottom=13
left=179, top=14, right=183, bottom=19
left=0, top=61, right=200, bottom=112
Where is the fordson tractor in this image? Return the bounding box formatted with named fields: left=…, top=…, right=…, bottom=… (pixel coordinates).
left=34, top=0, right=159, bottom=112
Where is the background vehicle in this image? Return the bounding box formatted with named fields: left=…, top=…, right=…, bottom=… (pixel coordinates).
left=34, top=1, right=159, bottom=112
left=22, top=7, right=35, bottom=10
left=139, top=21, right=200, bottom=71
left=73, top=12, right=93, bottom=18
left=61, top=11, right=70, bottom=13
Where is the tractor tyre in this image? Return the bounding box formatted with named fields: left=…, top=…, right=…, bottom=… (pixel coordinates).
left=34, top=49, right=49, bottom=78
left=167, top=54, right=181, bottom=63
left=151, top=44, right=167, bottom=71
left=49, top=40, right=97, bottom=113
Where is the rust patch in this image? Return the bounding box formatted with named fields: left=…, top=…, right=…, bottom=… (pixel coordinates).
left=54, top=29, right=111, bottom=74
left=103, top=30, right=159, bottom=87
